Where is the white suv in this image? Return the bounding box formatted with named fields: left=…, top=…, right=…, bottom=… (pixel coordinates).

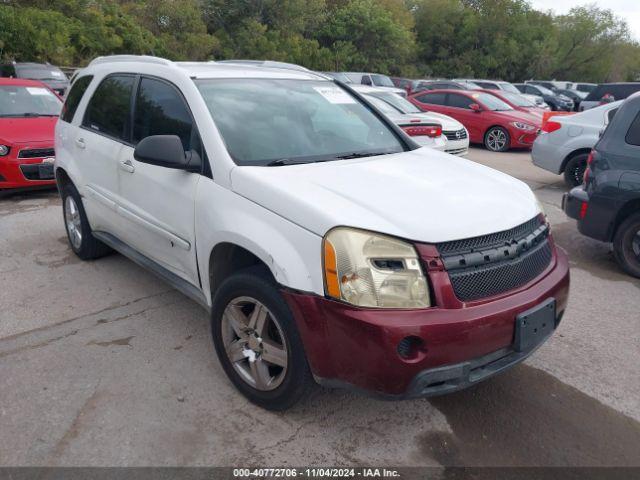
left=55, top=55, right=570, bottom=410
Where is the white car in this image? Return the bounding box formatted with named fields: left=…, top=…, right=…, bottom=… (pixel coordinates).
left=532, top=101, right=622, bottom=186
left=351, top=85, right=469, bottom=156
left=55, top=55, right=570, bottom=410
left=342, top=72, right=407, bottom=97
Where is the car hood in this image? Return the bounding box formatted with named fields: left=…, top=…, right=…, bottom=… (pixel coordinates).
left=230, top=148, right=539, bottom=242
left=0, top=117, right=57, bottom=144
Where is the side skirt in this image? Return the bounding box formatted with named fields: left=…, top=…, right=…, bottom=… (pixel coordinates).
left=93, top=231, right=210, bottom=312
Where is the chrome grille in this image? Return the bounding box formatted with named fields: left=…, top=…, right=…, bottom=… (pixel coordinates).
left=443, top=129, right=468, bottom=141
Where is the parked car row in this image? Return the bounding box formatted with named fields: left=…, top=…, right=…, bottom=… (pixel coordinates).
left=1, top=61, right=70, bottom=96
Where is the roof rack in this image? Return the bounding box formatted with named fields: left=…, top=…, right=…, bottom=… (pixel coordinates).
left=216, top=59, right=311, bottom=73
left=88, top=55, right=173, bottom=67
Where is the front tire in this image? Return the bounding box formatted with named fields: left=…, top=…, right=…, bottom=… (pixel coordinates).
left=484, top=126, right=510, bottom=152
left=613, top=213, right=640, bottom=278
left=61, top=183, right=111, bottom=260
left=211, top=267, right=314, bottom=410
left=563, top=152, right=588, bottom=188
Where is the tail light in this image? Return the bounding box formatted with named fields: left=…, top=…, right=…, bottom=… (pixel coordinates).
left=542, top=121, right=562, bottom=133
left=401, top=125, right=442, bottom=138
left=583, top=149, right=595, bottom=184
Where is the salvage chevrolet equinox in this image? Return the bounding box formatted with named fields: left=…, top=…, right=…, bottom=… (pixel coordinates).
left=54, top=56, right=570, bottom=410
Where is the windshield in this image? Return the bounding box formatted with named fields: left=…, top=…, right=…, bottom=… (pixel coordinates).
left=370, top=92, right=421, bottom=114
left=371, top=74, right=395, bottom=87
left=15, top=66, right=67, bottom=81
left=499, top=91, right=534, bottom=107
left=469, top=92, right=513, bottom=111
left=0, top=85, right=62, bottom=117
left=500, top=83, right=520, bottom=94
left=196, top=79, right=405, bottom=166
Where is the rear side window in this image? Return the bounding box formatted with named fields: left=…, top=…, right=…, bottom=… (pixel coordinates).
left=607, top=108, right=618, bottom=123
left=133, top=77, right=194, bottom=151
left=447, top=93, right=473, bottom=109
left=416, top=92, right=446, bottom=105
left=625, top=112, right=640, bottom=146
left=61, top=75, right=93, bottom=123
left=83, top=75, right=135, bottom=141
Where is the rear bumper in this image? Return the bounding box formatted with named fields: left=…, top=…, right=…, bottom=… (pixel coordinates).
left=284, top=244, right=570, bottom=397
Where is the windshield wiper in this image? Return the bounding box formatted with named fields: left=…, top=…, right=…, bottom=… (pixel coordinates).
left=333, top=151, right=391, bottom=160
left=265, top=158, right=307, bottom=167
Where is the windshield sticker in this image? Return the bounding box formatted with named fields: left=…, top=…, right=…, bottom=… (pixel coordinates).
left=50, top=71, right=64, bottom=78
left=26, top=87, right=53, bottom=96
left=313, top=86, right=356, bottom=104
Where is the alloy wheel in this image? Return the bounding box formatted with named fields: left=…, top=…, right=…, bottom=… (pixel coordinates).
left=487, top=128, right=507, bottom=151
left=65, top=195, right=83, bottom=249
left=221, top=296, right=288, bottom=391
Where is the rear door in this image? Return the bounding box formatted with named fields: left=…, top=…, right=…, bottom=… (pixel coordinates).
left=116, top=76, right=202, bottom=285
left=76, top=74, right=136, bottom=235
left=444, top=93, right=483, bottom=142
left=411, top=92, right=449, bottom=115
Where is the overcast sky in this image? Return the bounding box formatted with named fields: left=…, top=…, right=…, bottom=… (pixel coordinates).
left=529, top=0, right=640, bottom=41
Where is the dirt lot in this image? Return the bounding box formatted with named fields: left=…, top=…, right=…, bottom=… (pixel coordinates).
left=1, top=148, right=639, bottom=468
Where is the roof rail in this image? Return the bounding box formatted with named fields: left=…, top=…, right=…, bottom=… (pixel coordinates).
left=216, top=59, right=311, bottom=73
left=88, top=55, right=173, bottom=67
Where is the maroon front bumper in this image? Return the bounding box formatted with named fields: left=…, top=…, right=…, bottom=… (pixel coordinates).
left=283, top=240, right=570, bottom=398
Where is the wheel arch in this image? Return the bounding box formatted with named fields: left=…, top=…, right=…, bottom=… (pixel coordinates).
left=560, top=148, right=592, bottom=174
left=612, top=198, right=640, bottom=241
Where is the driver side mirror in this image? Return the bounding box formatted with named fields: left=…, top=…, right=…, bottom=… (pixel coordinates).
left=470, top=103, right=482, bottom=112
left=134, top=135, right=201, bottom=173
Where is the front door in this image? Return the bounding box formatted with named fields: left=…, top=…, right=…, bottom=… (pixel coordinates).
left=116, top=76, right=202, bottom=286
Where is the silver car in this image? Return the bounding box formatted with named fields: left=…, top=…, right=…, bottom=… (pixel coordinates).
left=531, top=101, right=621, bottom=187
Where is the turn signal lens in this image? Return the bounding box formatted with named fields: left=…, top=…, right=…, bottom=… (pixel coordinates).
left=322, top=228, right=431, bottom=309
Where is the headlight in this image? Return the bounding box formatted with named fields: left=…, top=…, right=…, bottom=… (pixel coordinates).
left=0, top=145, right=9, bottom=156
left=323, top=227, right=431, bottom=308
left=511, top=122, right=536, bottom=131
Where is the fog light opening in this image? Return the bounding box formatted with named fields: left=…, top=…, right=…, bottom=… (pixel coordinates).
left=397, top=336, right=426, bottom=360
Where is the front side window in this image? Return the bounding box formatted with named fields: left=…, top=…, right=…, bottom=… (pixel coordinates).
left=83, top=75, right=135, bottom=141
left=133, top=77, right=194, bottom=151
left=0, top=85, right=61, bottom=118
left=447, top=93, right=473, bottom=109
left=61, top=75, right=93, bottom=123
left=196, top=79, right=405, bottom=166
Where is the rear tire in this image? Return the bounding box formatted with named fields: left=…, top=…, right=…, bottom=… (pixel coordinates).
left=211, top=266, right=314, bottom=410
left=484, top=126, right=510, bottom=152
left=61, top=183, right=111, bottom=260
left=563, top=152, right=588, bottom=188
left=613, top=213, right=640, bottom=279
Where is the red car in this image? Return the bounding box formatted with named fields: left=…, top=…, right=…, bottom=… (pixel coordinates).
left=477, top=88, right=548, bottom=120
left=0, top=78, right=61, bottom=193
left=409, top=89, right=542, bottom=152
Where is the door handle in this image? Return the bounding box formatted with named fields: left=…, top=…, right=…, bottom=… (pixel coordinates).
left=75, top=138, right=86, bottom=149
left=120, top=159, right=135, bottom=173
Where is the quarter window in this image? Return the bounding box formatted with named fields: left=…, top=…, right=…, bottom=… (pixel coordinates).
left=625, top=112, right=640, bottom=146
left=133, top=77, right=194, bottom=151
left=416, top=92, right=446, bottom=105
left=83, top=75, right=135, bottom=141
left=61, top=75, right=93, bottom=123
